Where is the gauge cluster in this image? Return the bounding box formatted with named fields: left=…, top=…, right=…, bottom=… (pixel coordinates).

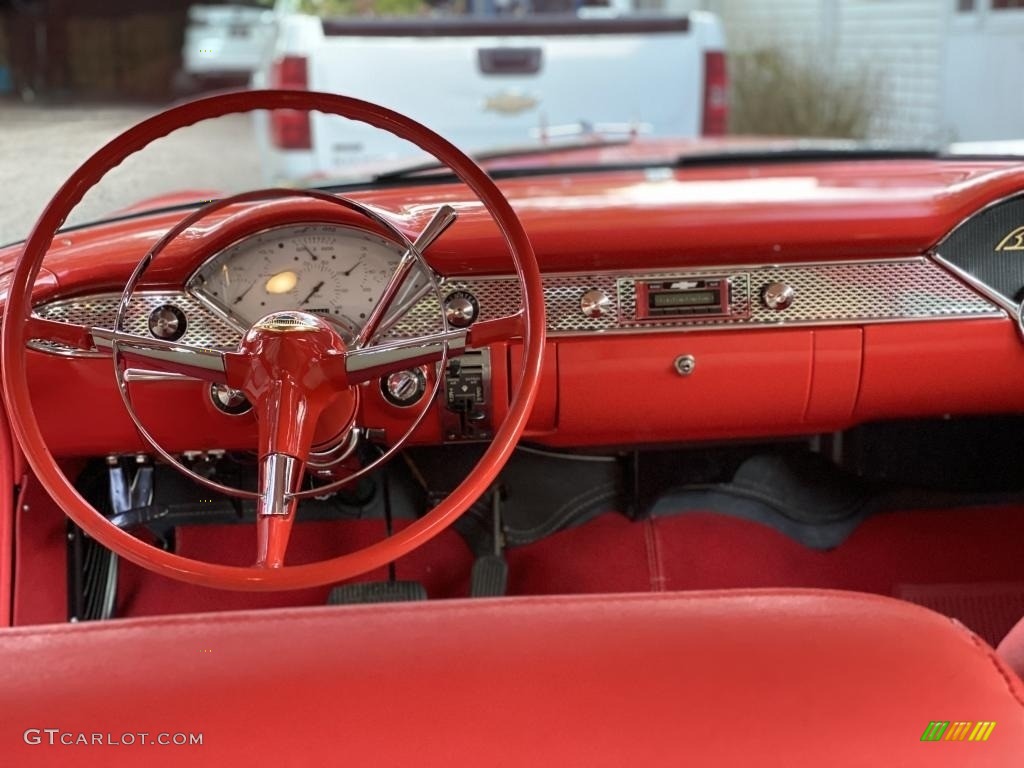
left=187, top=223, right=415, bottom=340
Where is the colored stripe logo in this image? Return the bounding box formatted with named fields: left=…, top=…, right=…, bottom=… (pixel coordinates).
left=921, top=721, right=996, bottom=742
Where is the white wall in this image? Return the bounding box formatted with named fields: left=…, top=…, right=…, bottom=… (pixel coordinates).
left=666, top=0, right=1024, bottom=143
left=696, top=0, right=826, bottom=52
left=669, top=0, right=949, bottom=143
left=833, top=0, right=946, bottom=142
left=943, top=2, right=1024, bottom=141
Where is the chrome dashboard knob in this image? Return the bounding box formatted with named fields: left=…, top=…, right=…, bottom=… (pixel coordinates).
left=148, top=304, right=187, bottom=341
left=444, top=290, right=479, bottom=328
left=580, top=289, right=613, bottom=319
left=761, top=282, right=795, bottom=311
left=210, top=384, right=251, bottom=415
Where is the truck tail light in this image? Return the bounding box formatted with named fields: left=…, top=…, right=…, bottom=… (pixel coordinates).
left=701, top=51, right=729, bottom=136
left=270, top=56, right=312, bottom=150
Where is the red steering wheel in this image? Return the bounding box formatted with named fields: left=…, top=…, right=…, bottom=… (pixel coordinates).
left=1, top=90, right=545, bottom=591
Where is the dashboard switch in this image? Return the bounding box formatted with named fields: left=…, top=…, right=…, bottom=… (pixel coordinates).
left=762, top=282, right=795, bottom=311
left=442, top=348, right=492, bottom=441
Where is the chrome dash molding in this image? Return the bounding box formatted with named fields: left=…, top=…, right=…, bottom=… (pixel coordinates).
left=375, top=256, right=1003, bottom=337
left=29, top=257, right=1003, bottom=357
left=29, top=291, right=241, bottom=357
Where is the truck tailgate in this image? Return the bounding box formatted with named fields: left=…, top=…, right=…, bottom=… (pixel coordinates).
left=307, top=17, right=702, bottom=171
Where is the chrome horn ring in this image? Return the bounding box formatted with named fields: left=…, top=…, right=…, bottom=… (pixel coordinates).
left=111, top=187, right=451, bottom=501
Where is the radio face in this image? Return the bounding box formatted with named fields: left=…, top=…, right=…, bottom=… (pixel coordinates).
left=636, top=277, right=734, bottom=320
left=650, top=289, right=718, bottom=308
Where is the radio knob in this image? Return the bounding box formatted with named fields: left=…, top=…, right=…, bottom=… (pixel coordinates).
left=762, top=282, right=795, bottom=311
left=580, top=289, right=613, bottom=319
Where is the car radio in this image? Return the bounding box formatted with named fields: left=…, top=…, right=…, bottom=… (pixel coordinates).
left=635, top=276, right=735, bottom=320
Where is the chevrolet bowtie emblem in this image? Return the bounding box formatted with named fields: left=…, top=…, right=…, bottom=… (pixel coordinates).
left=483, top=92, right=538, bottom=116
left=995, top=226, right=1024, bottom=252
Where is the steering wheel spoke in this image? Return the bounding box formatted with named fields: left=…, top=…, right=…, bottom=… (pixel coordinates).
left=90, top=328, right=233, bottom=383
left=248, top=375, right=322, bottom=568
left=343, top=312, right=524, bottom=386
left=255, top=452, right=305, bottom=568
left=344, top=328, right=467, bottom=384
left=356, top=204, right=457, bottom=347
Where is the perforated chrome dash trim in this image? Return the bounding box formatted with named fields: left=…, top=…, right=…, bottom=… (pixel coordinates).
left=28, top=257, right=1003, bottom=356
left=29, top=292, right=241, bottom=356
left=386, top=257, right=1002, bottom=337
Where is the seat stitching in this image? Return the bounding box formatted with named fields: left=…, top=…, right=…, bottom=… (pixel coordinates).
left=955, top=619, right=1024, bottom=710
left=643, top=520, right=667, bottom=593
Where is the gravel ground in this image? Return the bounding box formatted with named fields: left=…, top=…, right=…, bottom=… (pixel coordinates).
left=0, top=103, right=262, bottom=245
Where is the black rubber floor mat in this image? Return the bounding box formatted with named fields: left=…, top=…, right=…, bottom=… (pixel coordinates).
left=894, top=582, right=1024, bottom=647
left=649, top=451, right=1024, bottom=550
left=650, top=452, right=877, bottom=549
left=409, top=445, right=624, bottom=551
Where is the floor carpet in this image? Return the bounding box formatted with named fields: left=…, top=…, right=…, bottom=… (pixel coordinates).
left=15, top=495, right=1024, bottom=646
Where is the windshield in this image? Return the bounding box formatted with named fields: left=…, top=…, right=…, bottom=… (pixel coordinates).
left=1, top=0, right=1022, bottom=242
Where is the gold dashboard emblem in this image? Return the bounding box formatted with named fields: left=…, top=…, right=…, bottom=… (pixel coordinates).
left=483, top=92, right=538, bottom=116
left=995, top=226, right=1024, bottom=251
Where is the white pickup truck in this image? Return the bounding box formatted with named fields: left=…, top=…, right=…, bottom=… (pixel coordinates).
left=252, top=8, right=727, bottom=184
left=180, top=3, right=278, bottom=91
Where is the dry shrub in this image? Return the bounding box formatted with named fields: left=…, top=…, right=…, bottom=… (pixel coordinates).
left=729, top=48, right=884, bottom=139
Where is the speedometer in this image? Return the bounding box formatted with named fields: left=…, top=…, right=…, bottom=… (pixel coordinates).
left=188, top=223, right=408, bottom=337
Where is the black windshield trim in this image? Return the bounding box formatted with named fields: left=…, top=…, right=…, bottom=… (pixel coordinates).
left=675, top=147, right=942, bottom=167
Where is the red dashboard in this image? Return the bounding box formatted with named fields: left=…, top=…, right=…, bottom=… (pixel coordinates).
left=5, top=158, right=1024, bottom=457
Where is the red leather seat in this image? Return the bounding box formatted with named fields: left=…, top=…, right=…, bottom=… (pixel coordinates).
left=2, top=589, right=1022, bottom=767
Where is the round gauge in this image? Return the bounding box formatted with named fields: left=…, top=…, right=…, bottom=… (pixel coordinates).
left=188, top=223, right=411, bottom=336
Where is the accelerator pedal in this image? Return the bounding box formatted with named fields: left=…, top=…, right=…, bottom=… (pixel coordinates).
left=328, top=581, right=427, bottom=605
left=470, top=486, right=509, bottom=597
